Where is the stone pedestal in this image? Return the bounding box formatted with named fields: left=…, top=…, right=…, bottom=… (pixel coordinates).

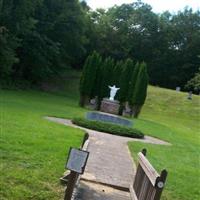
left=100, top=98, right=120, bottom=115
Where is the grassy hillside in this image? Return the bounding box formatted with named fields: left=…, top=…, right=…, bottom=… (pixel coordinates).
left=0, top=70, right=200, bottom=199
left=129, top=86, right=200, bottom=200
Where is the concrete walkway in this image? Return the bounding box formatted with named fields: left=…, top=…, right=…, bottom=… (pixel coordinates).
left=74, top=181, right=131, bottom=200
left=45, top=116, right=170, bottom=199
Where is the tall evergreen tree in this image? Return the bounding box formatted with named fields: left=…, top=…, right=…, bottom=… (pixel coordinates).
left=131, top=62, right=149, bottom=117
left=118, top=59, right=135, bottom=115
left=91, top=53, right=103, bottom=99
left=119, top=59, right=134, bottom=103
left=112, top=60, right=123, bottom=87
left=79, top=51, right=100, bottom=106
left=99, top=57, right=115, bottom=100
left=128, top=62, right=140, bottom=106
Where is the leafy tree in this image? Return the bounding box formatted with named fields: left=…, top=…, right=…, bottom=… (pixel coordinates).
left=185, top=68, right=200, bottom=93
left=0, top=0, right=87, bottom=85
left=0, top=27, right=18, bottom=84
left=18, top=32, right=61, bottom=83
left=150, top=8, right=200, bottom=89
left=0, top=0, right=40, bottom=83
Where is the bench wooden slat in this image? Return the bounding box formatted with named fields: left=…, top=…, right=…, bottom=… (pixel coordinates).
left=146, top=181, right=156, bottom=200
left=138, top=152, right=159, bottom=186
left=138, top=174, right=149, bottom=200
left=134, top=164, right=144, bottom=196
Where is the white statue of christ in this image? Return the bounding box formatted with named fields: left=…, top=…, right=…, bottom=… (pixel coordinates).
left=108, top=85, right=120, bottom=101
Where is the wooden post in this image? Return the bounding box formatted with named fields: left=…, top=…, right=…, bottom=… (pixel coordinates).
left=154, top=169, right=168, bottom=200
left=142, top=148, right=147, bottom=156
left=64, top=148, right=89, bottom=200
left=64, top=171, right=78, bottom=200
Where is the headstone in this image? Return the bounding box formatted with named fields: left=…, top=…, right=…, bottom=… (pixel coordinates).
left=87, top=97, right=98, bottom=110
left=187, top=91, right=192, bottom=100
left=123, top=102, right=132, bottom=116
left=176, top=87, right=181, bottom=92
left=90, top=98, right=96, bottom=105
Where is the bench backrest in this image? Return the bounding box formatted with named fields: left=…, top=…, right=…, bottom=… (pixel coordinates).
left=130, top=149, right=167, bottom=200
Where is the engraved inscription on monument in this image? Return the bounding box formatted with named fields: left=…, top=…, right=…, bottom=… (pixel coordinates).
left=66, top=148, right=89, bottom=174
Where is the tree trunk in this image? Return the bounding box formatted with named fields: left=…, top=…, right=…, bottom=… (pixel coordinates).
left=79, top=95, right=90, bottom=107
left=118, top=102, right=125, bottom=116
left=96, top=96, right=102, bottom=110
left=79, top=94, right=85, bottom=107
left=132, top=105, right=142, bottom=118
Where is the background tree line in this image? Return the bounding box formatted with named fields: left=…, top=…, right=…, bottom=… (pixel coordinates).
left=0, top=0, right=200, bottom=92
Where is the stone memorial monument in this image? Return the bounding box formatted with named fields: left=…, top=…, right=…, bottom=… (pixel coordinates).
left=100, top=85, right=120, bottom=115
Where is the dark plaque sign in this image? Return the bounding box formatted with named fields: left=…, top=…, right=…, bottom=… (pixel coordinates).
left=66, top=148, right=89, bottom=174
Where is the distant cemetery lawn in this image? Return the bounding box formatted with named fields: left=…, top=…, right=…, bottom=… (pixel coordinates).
left=0, top=74, right=199, bottom=199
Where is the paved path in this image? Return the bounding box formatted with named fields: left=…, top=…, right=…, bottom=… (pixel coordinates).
left=45, top=116, right=170, bottom=199
left=74, top=181, right=131, bottom=200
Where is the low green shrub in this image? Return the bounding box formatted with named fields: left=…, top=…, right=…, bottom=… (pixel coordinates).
left=72, top=117, right=144, bottom=139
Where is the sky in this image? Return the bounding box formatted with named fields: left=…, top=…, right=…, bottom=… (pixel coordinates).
left=85, top=0, right=200, bottom=13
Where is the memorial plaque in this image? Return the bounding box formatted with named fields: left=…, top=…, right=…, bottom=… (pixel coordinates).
left=66, top=148, right=89, bottom=174
left=86, top=111, right=133, bottom=127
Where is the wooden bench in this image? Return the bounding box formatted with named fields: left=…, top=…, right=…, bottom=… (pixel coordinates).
left=130, top=149, right=168, bottom=200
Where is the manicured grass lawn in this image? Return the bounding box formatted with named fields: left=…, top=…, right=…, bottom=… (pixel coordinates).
left=0, top=89, right=86, bottom=199
left=128, top=86, right=200, bottom=200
